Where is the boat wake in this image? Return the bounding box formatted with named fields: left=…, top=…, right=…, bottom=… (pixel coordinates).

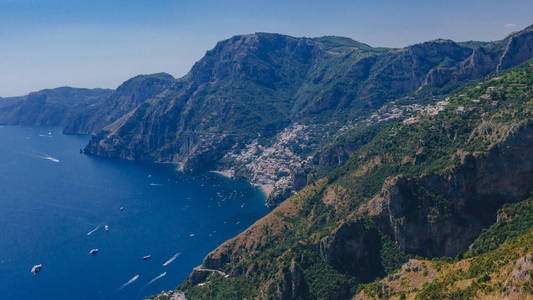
left=149, top=183, right=162, bottom=186
left=119, top=274, right=139, bottom=290
left=39, top=155, right=60, bottom=163
left=87, top=225, right=100, bottom=236
left=163, top=252, right=181, bottom=266
left=143, top=272, right=166, bottom=287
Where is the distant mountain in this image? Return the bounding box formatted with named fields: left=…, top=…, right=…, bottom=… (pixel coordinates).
left=63, top=72, right=175, bottom=134
left=85, top=25, right=533, bottom=205
left=0, top=87, right=112, bottom=127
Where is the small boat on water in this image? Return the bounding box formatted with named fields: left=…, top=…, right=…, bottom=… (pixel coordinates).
left=189, top=233, right=196, bottom=238
left=104, top=225, right=109, bottom=231
left=31, top=264, right=42, bottom=274
left=120, top=206, right=124, bottom=211
left=89, top=249, right=99, bottom=255
left=143, top=255, right=151, bottom=260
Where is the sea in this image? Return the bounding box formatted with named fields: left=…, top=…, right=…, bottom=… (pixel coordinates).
left=0, top=125, right=269, bottom=299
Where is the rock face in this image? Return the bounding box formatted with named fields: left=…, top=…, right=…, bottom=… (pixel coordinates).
left=365, top=125, right=533, bottom=258
left=506, top=254, right=533, bottom=295
left=313, top=124, right=533, bottom=285
left=317, top=220, right=383, bottom=281
left=63, top=72, right=175, bottom=134
left=0, top=87, right=112, bottom=127
left=84, top=25, right=533, bottom=205
left=277, top=259, right=309, bottom=300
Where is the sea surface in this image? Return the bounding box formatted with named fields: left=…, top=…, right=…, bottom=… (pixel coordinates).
left=0, top=126, right=269, bottom=299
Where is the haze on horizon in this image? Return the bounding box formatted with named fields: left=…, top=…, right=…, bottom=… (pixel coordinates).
left=1, top=0, right=532, bottom=97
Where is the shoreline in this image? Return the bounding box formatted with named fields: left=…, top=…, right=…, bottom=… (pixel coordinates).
left=209, top=170, right=272, bottom=197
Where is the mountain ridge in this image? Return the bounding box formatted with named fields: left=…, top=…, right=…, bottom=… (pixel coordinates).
left=0, top=87, right=113, bottom=127
left=83, top=24, right=533, bottom=205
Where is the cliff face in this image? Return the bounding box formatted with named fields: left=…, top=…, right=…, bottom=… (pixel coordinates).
left=422, top=25, right=533, bottom=90
left=366, top=124, right=533, bottom=258
left=0, top=87, right=112, bottom=127
left=63, top=73, right=175, bottom=134
left=176, top=62, right=533, bottom=299
left=324, top=124, right=533, bottom=279
left=85, top=26, right=533, bottom=206
left=356, top=199, right=533, bottom=300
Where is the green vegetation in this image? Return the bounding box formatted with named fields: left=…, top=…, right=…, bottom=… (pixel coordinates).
left=467, top=197, right=533, bottom=257
left=86, top=26, right=533, bottom=174
left=177, top=60, right=533, bottom=300
left=0, top=87, right=112, bottom=128
left=416, top=230, right=533, bottom=300
left=356, top=198, right=533, bottom=299
left=326, top=60, right=533, bottom=222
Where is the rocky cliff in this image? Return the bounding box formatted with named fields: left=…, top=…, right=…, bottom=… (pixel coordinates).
left=356, top=198, right=533, bottom=299
left=63, top=72, right=175, bottom=134
left=363, top=124, right=533, bottom=258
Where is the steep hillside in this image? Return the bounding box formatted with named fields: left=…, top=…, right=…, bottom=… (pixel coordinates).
left=85, top=25, right=533, bottom=205
left=356, top=198, right=533, bottom=300
left=63, top=72, right=175, bottom=134
left=0, top=87, right=112, bottom=127
left=172, top=61, right=533, bottom=299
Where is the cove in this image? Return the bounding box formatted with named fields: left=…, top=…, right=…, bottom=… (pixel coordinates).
left=0, top=126, right=269, bottom=299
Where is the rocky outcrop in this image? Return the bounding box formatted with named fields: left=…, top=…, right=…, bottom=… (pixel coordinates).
left=505, top=254, right=533, bottom=295
left=277, top=259, right=309, bottom=300
left=317, top=220, right=383, bottom=281
left=363, top=124, right=533, bottom=257
left=422, top=25, right=533, bottom=90
left=497, top=25, right=533, bottom=71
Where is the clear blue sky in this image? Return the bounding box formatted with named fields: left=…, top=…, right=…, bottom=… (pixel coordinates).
left=1, top=0, right=532, bottom=96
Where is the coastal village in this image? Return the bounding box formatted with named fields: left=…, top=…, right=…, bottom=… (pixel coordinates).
left=212, top=75, right=523, bottom=207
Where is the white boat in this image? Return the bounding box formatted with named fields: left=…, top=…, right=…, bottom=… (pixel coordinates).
left=89, top=249, right=99, bottom=255
left=104, top=225, right=109, bottom=231
left=120, top=206, right=124, bottom=211
left=189, top=233, right=196, bottom=238
left=31, top=264, right=42, bottom=274
left=143, top=255, right=151, bottom=260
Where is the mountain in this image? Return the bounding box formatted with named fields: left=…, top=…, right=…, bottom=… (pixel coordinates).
left=63, top=72, right=175, bottom=134
left=85, top=25, right=533, bottom=206
left=170, top=59, right=533, bottom=300
left=0, top=73, right=175, bottom=135
left=0, top=87, right=112, bottom=127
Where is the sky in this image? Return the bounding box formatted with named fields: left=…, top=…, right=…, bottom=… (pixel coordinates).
left=1, top=0, right=532, bottom=96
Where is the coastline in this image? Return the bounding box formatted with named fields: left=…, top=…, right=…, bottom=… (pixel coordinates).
left=209, top=170, right=272, bottom=198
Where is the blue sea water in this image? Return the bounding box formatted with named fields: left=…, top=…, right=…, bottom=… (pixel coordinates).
left=0, top=126, right=269, bottom=299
